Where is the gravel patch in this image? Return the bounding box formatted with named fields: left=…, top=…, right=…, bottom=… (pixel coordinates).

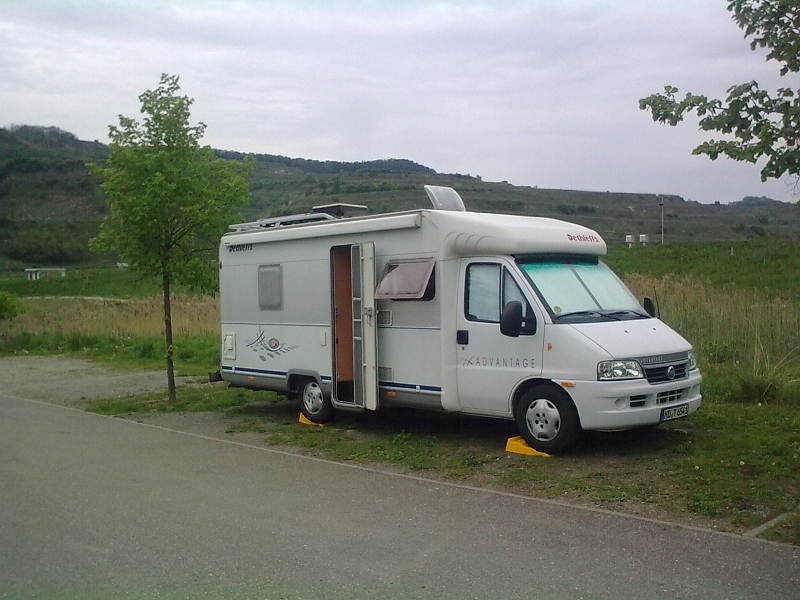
left=1, top=355, right=182, bottom=406
left=0, top=355, right=272, bottom=447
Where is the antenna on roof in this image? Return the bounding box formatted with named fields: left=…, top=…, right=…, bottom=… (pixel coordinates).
left=424, top=185, right=466, bottom=211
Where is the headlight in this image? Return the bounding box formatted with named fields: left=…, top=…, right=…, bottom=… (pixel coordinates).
left=597, top=360, right=644, bottom=381
left=687, top=349, right=697, bottom=370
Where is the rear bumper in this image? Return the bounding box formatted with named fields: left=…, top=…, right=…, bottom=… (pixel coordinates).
left=569, top=370, right=702, bottom=430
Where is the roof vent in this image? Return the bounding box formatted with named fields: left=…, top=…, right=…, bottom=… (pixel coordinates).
left=312, top=203, right=368, bottom=218
left=229, top=213, right=334, bottom=232
left=424, top=185, right=466, bottom=212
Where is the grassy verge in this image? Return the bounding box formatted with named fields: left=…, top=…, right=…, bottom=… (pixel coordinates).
left=0, top=267, right=164, bottom=298
left=606, top=238, right=800, bottom=300
left=2, top=295, right=217, bottom=338
left=622, top=275, right=800, bottom=407
left=85, top=385, right=800, bottom=545
left=0, top=332, right=219, bottom=376
left=0, top=294, right=219, bottom=375
left=87, top=384, right=260, bottom=415
left=0, top=266, right=205, bottom=299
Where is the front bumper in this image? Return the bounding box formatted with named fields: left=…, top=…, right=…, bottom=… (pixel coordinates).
left=568, top=370, right=702, bottom=431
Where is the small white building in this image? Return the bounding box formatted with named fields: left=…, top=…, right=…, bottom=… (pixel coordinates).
left=25, top=267, right=66, bottom=281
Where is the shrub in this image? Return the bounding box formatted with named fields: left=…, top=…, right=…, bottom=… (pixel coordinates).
left=732, top=371, right=782, bottom=404
left=704, top=342, right=742, bottom=364
left=0, top=292, right=20, bottom=320
left=134, top=341, right=156, bottom=359
left=177, top=346, right=194, bottom=360
left=66, top=332, right=99, bottom=352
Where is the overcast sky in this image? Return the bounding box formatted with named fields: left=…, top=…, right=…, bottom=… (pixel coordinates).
left=2, top=0, right=797, bottom=204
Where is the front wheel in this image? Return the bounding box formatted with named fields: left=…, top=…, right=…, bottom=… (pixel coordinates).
left=515, top=385, right=580, bottom=454
left=299, top=378, right=334, bottom=424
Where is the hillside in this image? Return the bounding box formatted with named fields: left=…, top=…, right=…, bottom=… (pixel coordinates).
left=1, top=125, right=798, bottom=268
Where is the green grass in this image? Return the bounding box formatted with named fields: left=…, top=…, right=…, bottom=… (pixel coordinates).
left=667, top=403, right=799, bottom=526
left=606, top=238, right=800, bottom=299
left=610, top=242, right=800, bottom=409
left=764, top=513, right=800, bottom=546
left=0, top=267, right=165, bottom=298
left=86, top=384, right=264, bottom=415
left=0, top=332, right=220, bottom=376
left=700, top=363, right=800, bottom=406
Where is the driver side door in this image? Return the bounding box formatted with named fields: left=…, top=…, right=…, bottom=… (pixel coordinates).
left=455, top=259, right=544, bottom=415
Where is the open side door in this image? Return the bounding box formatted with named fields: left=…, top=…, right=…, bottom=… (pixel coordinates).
left=351, top=242, right=378, bottom=410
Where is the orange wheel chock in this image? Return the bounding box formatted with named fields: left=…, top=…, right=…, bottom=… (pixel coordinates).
left=298, top=413, right=324, bottom=427
left=505, top=436, right=551, bottom=457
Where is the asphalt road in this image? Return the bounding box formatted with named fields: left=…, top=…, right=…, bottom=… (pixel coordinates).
left=1, top=392, right=798, bottom=600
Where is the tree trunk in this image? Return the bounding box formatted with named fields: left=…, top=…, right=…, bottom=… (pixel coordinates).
left=163, top=274, right=177, bottom=404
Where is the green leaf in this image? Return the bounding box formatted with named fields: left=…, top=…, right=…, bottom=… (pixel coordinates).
left=640, top=1, right=800, bottom=187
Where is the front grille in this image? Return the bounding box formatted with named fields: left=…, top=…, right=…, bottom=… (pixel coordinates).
left=657, top=389, right=684, bottom=404
left=644, top=362, right=688, bottom=384
left=630, top=395, right=647, bottom=408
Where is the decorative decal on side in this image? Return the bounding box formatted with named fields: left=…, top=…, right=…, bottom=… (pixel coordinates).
left=246, top=328, right=299, bottom=361
left=227, top=243, right=253, bottom=252
left=566, top=233, right=600, bottom=243
left=462, top=355, right=536, bottom=369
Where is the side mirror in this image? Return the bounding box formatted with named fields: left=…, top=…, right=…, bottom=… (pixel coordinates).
left=523, top=313, right=537, bottom=335
left=500, top=301, right=523, bottom=337
left=643, top=296, right=656, bottom=318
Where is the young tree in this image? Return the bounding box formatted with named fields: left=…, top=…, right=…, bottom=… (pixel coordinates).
left=639, top=0, right=800, bottom=204
left=90, top=74, right=253, bottom=402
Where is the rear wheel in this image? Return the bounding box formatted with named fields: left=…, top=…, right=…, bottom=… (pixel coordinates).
left=515, top=385, right=579, bottom=454
left=298, top=378, right=334, bottom=424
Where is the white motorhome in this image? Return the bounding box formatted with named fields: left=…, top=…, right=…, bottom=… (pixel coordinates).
left=217, top=186, right=701, bottom=453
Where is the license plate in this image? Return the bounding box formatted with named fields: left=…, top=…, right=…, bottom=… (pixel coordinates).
left=660, top=403, right=689, bottom=422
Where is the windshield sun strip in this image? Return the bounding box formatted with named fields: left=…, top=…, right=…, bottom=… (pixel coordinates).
left=516, top=257, right=641, bottom=321
left=568, top=263, right=603, bottom=313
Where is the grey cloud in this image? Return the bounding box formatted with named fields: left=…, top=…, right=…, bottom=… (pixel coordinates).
left=0, top=0, right=794, bottom=203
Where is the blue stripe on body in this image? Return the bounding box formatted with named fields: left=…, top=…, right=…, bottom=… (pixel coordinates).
left=221, top=365, right=332, bottom=382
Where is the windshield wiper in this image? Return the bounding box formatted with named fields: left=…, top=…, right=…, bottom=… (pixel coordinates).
left=604, top=309, right=650, bottom=320
left=553, top=310, right=620, bottom=322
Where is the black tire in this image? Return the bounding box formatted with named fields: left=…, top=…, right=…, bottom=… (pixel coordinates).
left=298, top=378, right=334, bottom=424
left=514, top=384, right=580, bottom=454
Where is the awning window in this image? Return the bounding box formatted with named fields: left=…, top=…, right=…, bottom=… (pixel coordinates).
left=374, top=258, right=435, bottom=300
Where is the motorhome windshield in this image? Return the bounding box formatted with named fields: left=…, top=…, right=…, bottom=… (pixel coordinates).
left=518, top=258, right=648, bottom=323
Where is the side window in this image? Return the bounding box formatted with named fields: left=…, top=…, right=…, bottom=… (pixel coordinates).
left=374, top=258, right=435, bottom=301
left=466, top=263, right=535, bottom=326
left=465, top=263, right=501, bottom=322
left=258, top=264, right=282, bottom=310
